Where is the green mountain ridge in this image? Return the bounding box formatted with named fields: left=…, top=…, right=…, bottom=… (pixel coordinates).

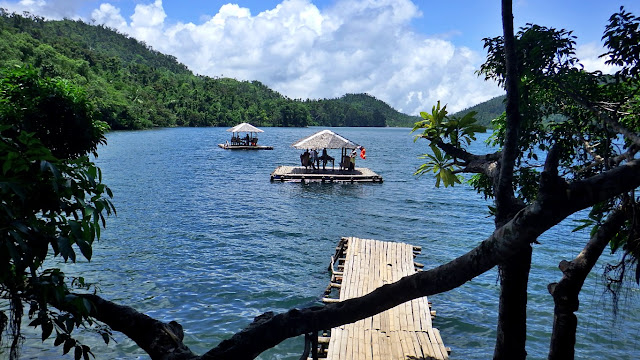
left=450, top=94, right=506, bottom=129
left=0, top=10, right=424, bottom=129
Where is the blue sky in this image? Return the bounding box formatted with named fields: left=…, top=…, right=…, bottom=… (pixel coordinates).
left=1, top=0, right=638, bottom=114
left=87, top=0, right=640, bottom=53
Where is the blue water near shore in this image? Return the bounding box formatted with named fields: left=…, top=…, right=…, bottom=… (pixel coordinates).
left=21, top=127, right=640, bottom=359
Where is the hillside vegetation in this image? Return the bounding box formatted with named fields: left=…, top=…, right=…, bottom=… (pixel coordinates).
left=0, top=10, right=423, bottom=129
left=450, top=94, right=506, bottom=128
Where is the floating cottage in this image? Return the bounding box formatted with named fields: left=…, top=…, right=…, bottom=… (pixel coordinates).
left=270, top=129, right=383, bottom=183
left=218, top=122, right=273, bottom=150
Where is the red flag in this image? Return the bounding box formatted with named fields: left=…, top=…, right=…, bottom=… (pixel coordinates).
left=360, top=147, right=366, bottom=159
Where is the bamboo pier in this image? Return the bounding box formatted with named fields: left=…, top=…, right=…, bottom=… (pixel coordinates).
left=315, top=237, right=449, bottom=360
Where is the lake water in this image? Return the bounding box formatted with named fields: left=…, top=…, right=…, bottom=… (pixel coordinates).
left=19, top=127, right=640, bottom=359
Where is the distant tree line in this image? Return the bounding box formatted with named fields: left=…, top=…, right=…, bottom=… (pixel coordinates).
left=0, top=10, right=422, bottom=130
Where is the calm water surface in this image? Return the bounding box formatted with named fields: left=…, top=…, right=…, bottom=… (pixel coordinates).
left=21, top=127, right=640, bottom=359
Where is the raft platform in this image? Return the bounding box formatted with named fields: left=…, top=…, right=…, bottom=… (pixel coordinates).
left=218, top=144, right=273, bottom=150
left=315, top=237, right=449, bottom=360
left=270, top=166, right=383, bottom=183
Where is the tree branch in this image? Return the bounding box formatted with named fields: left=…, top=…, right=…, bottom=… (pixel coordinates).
left=433, top=139, right=501, bottom=163
left=547, top=207, right=627, bottom=359
left=601, top=114, right=640, bottom=147
left=431, top=138, right=502, bottom=178
left=559, top=83, right=640, bottom=148
left=54, top=294, right=198, bottom=360
left=494, top=2, right=527, bottom=356
left=577, top=144, right=639, bottom=175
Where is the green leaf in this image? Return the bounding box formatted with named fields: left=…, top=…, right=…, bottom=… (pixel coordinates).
left=63, top=339, right=75, bottom=355
left=65, top=317, right=75, bottom=333
left=76, top=239, right=92, bottom=261
left=101, top=332, right=110, bottom=345
left=3, top=156, right=12, bottom=174
left=54, top=334, right=66, bottom=347
left=42, top=320, right=54, bottom=341
left=82, top=345, right=93, bottom=360
left=57, top=237, right=76, bottom=262
left=572, top=219, right=594, bottom=232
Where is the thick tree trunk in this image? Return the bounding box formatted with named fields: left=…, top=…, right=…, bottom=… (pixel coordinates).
left=496, top=0, right=521, bottom=210
left=493, top=0, right=529, bottom=358
left=495, top=246, right=531, bottom=360
left=547, top=209, right=626, bottom=360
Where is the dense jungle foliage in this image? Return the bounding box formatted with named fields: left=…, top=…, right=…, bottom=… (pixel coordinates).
left=0, top=10, right=424, bottom=130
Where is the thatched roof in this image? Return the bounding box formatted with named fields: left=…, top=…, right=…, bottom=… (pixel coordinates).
left=292, top=129, right=359, bottom=150
left=226, top=123, right=264, bottom=133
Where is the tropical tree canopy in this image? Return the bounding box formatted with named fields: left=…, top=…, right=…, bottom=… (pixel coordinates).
left=412, top=5, right=640, bottom=359
left=0, top=66, right=114, bottom=360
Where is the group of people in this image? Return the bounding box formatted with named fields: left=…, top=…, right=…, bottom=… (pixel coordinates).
left=230, top=134, right=258, bottom=146
left=300, top=148, right=335, bottom=170
left=300, top=147, right=366, bottom=171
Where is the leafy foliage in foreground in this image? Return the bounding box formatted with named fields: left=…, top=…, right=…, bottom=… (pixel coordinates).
left=0, top=10, right=417, bottom=129
left=412, top=101, right=486, bottom=187
left=420, top=5, right=640, bottom=301
left=0, top=66, right=115, bottom=359
left=413, top=6, right=640, bottom=358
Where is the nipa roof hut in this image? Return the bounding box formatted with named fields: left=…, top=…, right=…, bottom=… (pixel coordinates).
left=292, top=129, right=359, bottom=150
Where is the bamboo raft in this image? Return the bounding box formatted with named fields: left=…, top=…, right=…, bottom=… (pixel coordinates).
left=270, top=166, right=383, bottom=183
left=315, top=237, right=449, bottom=360
left=217, top=144, right=273, bottom=150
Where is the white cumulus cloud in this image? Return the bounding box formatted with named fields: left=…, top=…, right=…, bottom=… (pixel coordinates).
left=0, top=0, right=85, bottom=19
left=576, top=42, right=621, bottom=74
left=90, top=3, right=127, bottom=30
left=5, top=0, right=507, bottom=114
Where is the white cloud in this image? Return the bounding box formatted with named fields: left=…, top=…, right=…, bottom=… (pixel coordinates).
left=3, top=0, right=507, bottom=114
left=576, top=42, right=620, bottom=74
left=0, top=0, right=84, bottom=19
left=129, top=0, right=165, bottom=40
left=91, top=3, right=127, bottom=30
left=178, top=0, right=502, bottom=113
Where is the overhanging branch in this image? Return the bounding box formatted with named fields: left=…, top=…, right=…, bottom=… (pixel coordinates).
left=547, top=207, right=627, bottom=359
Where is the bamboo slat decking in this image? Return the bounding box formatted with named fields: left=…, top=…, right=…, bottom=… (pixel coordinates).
left=318, top=237, right=449, bottom=360
left=270, top=166, right=383, bottom=183
left=217, top=144, right=273, bottom=150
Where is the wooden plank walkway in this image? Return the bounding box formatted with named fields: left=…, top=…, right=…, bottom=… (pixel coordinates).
left=318, top=237, right=449, bottom=360
left=270, top=166, right=383, bottom=183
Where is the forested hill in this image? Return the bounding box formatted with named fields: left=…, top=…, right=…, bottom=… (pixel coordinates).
left=450, top=95, right=506, bottom=128
left=0, top=11, right=417, bottom=129
left=304, top=93, right=421, bottom=128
